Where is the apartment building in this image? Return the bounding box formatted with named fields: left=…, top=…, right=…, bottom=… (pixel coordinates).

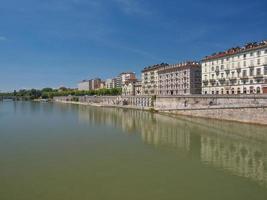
left=115, top=72, right=137, bottom=88
left=158, top=62, right=202, bottom=95
left=141, top=63, right=169, bottom=95
left=78, top=80, right=90, bottom=91
left=105, top=78, right=116, bottom=89
left=122, top=80, right=142, bottom=96
left=78, top=78, right=102, bottom=91
left=202, top=40, right=267, bottom=94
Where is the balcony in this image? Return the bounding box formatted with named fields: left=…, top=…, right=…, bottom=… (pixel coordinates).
left=240, top=76, right=249, bottom=80
left=202, top=80, right=209, bottom=86
left=229, top=77, right=237, bottom=81
left=254, top=74, right=264, bottom=79
left=236, top=68, right=241, bottom=73
left=218, top=78, right=226, bottom=83
left=209, top=79, right=216, bottom=84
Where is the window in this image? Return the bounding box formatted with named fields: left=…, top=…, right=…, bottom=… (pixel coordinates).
left=211, top=66, right=214, bottom=71
left=256, top=68, right=261, bottom=75
left=243, top=54, right=246, bottom=59
left=250, top=52, right=253, bottom=57
left=243, top=61, right=246, bottom=67
left=243, top=70, right=247, bottom=77
left=221, top=73, right=224, bottom=78
left=257, top=59, right=261, bottom=65
left=221, top=65, right=224, bottom=70
left=257, top=51, right=260, bottom=57
left=265, top=49, right=267, bottom=54
left=250, top=68, right=254, bottom=76
left=265, top=66, right=267, bottom=75
left=231, top=71, right=235, bottom=77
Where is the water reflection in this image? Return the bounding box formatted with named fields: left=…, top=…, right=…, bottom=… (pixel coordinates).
left=78, top=105, right=267, bottom=187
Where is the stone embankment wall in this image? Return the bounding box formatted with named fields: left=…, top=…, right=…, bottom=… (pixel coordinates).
left=54, top=95, right=267, bottom=125
left=155, top=95, right=267, bottom=110
left=54, top=95, right=153, bottom=109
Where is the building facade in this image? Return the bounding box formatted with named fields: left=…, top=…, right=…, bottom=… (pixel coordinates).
left=116, top=72, right=137, bottom=88
left=78, top=80, right=90, bottom=91
left=141, top=63, right=169, bottom=95
left=158, top=62, right=202, bottom=95
left=202, top=41, right=267, bottom=95
left=134, top=81, right=142, bottom=96
left=122, top=80, right=142, bottom=96
left=78, top=78, right=102, bottom=91
left=105, top=78, right=116, bottom=89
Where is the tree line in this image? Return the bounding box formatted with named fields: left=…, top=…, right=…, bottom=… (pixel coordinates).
left=0, top=87, right=122, bottom=100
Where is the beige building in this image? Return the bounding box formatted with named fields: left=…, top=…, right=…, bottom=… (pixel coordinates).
left=158, top=62, right=202, bottom=95
left=116, top=72, right=137, bottom=88
left=78, top=78, right=102, bottom=91
left=105, top=78, right=116, bottom=89
left=122, top=80, right=142, bottom=96
left=78, top=80, right=90, bottom=91
left=141, top=63, right=169, bottom=95
left=202, top=40, right=267, bottom=95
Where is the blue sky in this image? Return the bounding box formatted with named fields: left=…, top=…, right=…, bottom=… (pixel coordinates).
left=0, top=0, right=267, bottom=91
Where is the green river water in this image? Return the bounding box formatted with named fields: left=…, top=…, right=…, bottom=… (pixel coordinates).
left=0, top=101, right=267, bottom=200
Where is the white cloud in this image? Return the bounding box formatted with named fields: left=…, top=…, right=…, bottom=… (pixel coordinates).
left=113, top=0, right=151, bottom=15
left=0, top=36, right=7, bottom=41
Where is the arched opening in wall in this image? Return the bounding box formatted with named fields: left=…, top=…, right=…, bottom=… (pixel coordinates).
left=243, top=87, right=247, bottom=94
left=250, top=86, right=254, bottom=94
left=231, top=88, right=235, bottom=94
left=171, top=91, right=174, bottom=95
left=205, top=91, right=208, bottom=94
left=237, top=88, right=241, bottom=94
left=221, top=88, right=224, bottom=94
left=216, top=91, right=219, bottom=95
left=257, top=87, right=261, bottom=94
left=226, top=90, right=229, bottom=95
left=211, top=91, right=214, bottom=95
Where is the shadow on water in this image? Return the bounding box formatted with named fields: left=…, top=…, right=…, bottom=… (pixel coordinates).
left=77, top=104, right=267, bottom=187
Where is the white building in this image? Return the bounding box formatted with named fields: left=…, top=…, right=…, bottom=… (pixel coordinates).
left=122, top=80, right=142, bottom=96
left=141, top=63, right=169, bottom=95
left=78, top=80, right=90, bottom=91
left=105, top=78, right=116, bottom=89
left=116, top=72, right=137, bottom=88
left=202, top=41, right=267, bottom=95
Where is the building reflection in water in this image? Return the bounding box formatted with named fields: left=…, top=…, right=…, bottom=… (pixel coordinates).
left=77, top=105, right=267, bottom=187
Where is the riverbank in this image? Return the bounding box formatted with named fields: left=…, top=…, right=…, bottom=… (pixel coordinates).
left=53, top=95, right=267, bottom=125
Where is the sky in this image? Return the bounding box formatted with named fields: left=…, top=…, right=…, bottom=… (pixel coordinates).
left=0, top=0, right=267, bottom=91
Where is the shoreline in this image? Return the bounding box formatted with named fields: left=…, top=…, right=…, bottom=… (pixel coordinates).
left=53, top=100, right=267, bottom=126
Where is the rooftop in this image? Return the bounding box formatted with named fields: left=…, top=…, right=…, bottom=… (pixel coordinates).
left=202, top=40, right=267, bottom=61
left=158, top=61, right=200, bottom=74
left=142, top=63, right=169, bottom=73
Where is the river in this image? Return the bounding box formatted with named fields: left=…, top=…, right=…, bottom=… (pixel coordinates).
left=1, top=101, right=267, bottom=200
